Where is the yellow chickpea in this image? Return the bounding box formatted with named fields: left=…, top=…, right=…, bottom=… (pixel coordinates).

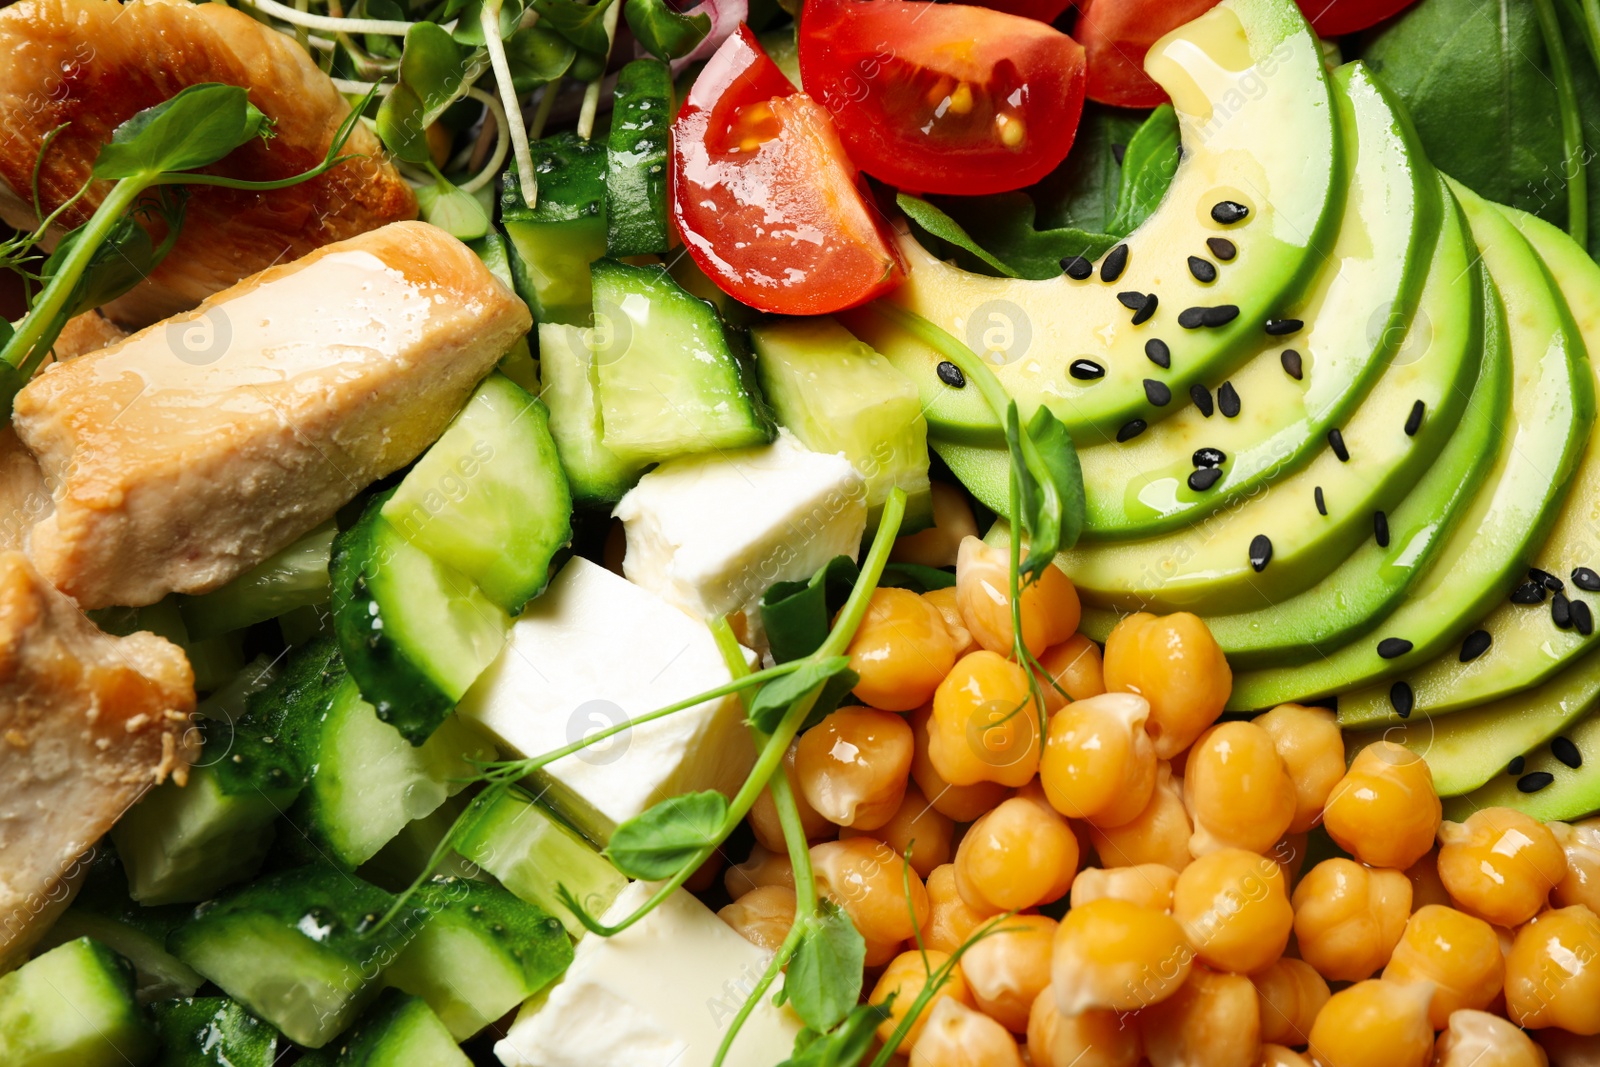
left=1035, top=633, right=1107, bottom=712
left=1321, top=742, right=1441, bottom=870
left=1305, top=978, right=1434, bottom=1067
left=924, top=586, right=978, bottom=659
left=1173, top=848, right=1294, bottom=975
left=1262, top=1048, right=1314, bottom=1067
left=929, top=651, right=1042, bottom=789
left=893, top=482, right=980, bottom=569
left=794, top=706, right=914, bottom=830
left=1552, top=819, right=1600, bottom=914
left=1026, top=992, right=1142, bottom=1067
left=909, top=996, right=1025, bottom=1067
left=1053, top=897, right=1192, bottom=1014
left=955, top=781, right=1079, bottom=914
left=1292, top=858, right=1412, bottom=982
left=723, top=844, right=794, bottom=899
left=909, top=704, right=1011, bottom=822
left=1040, top=692, right=1158, bottom=827
left=959, top=913, right=1056, bottom=1033
left=846, top=587, right=958, bottom=712
left=1381, top=904, right=1504, bottom=1028
left=717, top=885, right=796, bottom=952
left=1251, top=958, right=1329, bottom=1047
left=1438, top=808, right=1569, bottom=927
left=870, top=949, right=974, bottom=1053
left=812, top=838, right=929, bottom=966
left=954, top=536, right=1081, bottom=657
left=1089, top=761, right=1194, bottom=872
left=1270, top=832, right=1308, bottom=886
left=747, top=742, right=834, bottom=852
left=1433, top=1009, right=1549, bottom=1067
left=1505, top=905, right=1600, bottom=1035
left=1140, top=967, right=1262, bottom=1067
left=1071, top=864, right=1179, bottom=912
left=1254, top=703, right=1345, bottom=835
left=1102, top=610, right=1231, bottom=759
left=920, top=863, right=989, bottom=955
left=1184, top=721, right=1298, bottom=856
left=840, top=783, right=953, bottom=877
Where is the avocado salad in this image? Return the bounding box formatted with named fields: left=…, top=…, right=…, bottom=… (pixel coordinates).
left=8, top=0, right=1600, bottom=1062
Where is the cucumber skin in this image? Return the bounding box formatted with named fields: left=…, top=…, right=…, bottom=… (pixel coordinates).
left=605, top=59, right=673, bottom=257
left=500, top=135, right=608, bottom=327
left=406, top=876, right=573, bottom=990
left=298, top=989, right=470, bottom=1067
left=152, top=998, right=277, bottom=1067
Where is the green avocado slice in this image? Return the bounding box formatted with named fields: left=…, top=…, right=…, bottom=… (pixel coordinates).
left=1227, top=183, right=1596, bottom=710
left=1340, top=209, right=1600, bottom=727
left=846, top=0, right=1342, bottom=446
left=1444, top=679, right=1600, bottom=821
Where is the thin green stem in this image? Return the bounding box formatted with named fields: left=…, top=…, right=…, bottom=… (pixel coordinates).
left=868, top=301, right=1010, bottom=428
left=1536, top=0, right=1588, bottom=242
left=577, top=0, right=622, bottom=141
left=1581, top=0, right=1600, bottom=71
left=481, top=0, right=538, bottom=205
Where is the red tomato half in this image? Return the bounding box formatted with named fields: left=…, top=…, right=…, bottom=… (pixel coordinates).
left=798, top=0, right=1087, bottom=196
left=1077, top=0, right=1220, bottom=109
left=670, top=26, right=904, bottom=316
left=967, top=0, right=1073, bottom=25
left=1296, top=0, right=1416, bottom=35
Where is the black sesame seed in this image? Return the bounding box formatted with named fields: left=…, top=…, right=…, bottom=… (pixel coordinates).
left=1204, top=305, right=1240, bottom=327
left=1070, top=359, right=1105, bottom=381
left=1511, top=581, right=1548, bottom=605
left=1249, top=534, right=1273, bottom=572
left=1117, top=419, right=1147, bottom=442
left=1508, top=755, right=1526, bottom=776
left=1460, top=629, right=1492, bottom=662
left=1314, top=486, right=1327, bottom=516
left=1518, top=771, right=1556, bottom=793
left=1374, top=511, right=1390, bottom=547
left=1144, top=379, right=1172, bottom=406
left=1061, top=256, right=1093, bottom=280
left=1188, top=467, right=1224, bottom=491
left=1218, top=382, right=1241, bottom=418
left=1178, top=307, right=1205, bottom=329
left=1554, top=592, right=1573, bottom=630
left=1188, top=256, right=1218, bottom=283
left=1553, top=736, right=1584, bottom=769
left=1575, top=567, right=1600, bottom=592
left=1206, top=237, right=1237, bottom=261
left=1390, top=681, right=1414, bottom=719
left=1132, top=294, right=1158, bottom=326
left=1328, top=428, right=1349, bottom=462
left=1281, top=349, right=1303, bottom=380
left=1264, top=318, right=1303, bottom=336
left=1575, top=600, right=1594, bottom=636
left=1377, top=637, right=1413, bottom=659
left=1191, top=384, right=1214, bottom=417
left=1193, top=447, right=1226, bottom=468
left=1532, top=567, right=1563, bottom=592
left=1101, top=243, right=1129, bottom=283
left=1145, top=338, right=1171, bottom=368
left=1118, top=291, right=1149, bottom=311
left=1211, top=200, right=1249, bottom=224
left=1405, top=400, right=1425, bottom=437
left=936, top=361, right=966, bottom=388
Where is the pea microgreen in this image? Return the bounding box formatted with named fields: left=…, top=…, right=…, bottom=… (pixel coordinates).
left=785, top=900, right=868, bottom=1032
left=603, top=789, right=728, bottom=880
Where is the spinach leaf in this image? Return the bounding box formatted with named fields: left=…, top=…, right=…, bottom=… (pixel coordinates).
left=786, top=902, right=867, bottom=1032
left=92, top=83, right=269, bottom=180
left=377, top=23, right=482, bottom=165
left=604, top=790, right=727, bottom=879
left=530, top=0, right=618, bottom=54
left=747, top=656, right=854, bottom=734
left=1009, top=405, right=1086, bottom=577
left=760, top=556, right=956, bottom=663
left=1110, top=104, right=1181, bottom=236
left=625, top=0, right=710, bottom=61
left=777, top=1001, right=892, bottom=1067
left=1028, top=103, right=1145, bottom=233
left=943, top=194, right=1121, bottom=279
left=897, top=194, right=1018, bottom=278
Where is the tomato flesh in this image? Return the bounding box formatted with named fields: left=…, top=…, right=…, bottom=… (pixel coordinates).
left=798, top=0, right=1087, bottom=196
left=671, top=26, right=904, bottom=315
left=966, top=0, right=1073, bottom=25
left=1077, top=0, right=1220, bottom=109
left=1296, top=0, right=1417, bottom=35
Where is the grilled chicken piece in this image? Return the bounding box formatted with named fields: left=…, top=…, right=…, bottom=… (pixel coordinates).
left=0, top=0, right=416, bottom=328
left=0, top=550, right=194, bottom=969
left=51, top=310, right=127, bottom=362
left=0, top=430, right=49, bottom=555
left=13, top=221, right=532, bottom=609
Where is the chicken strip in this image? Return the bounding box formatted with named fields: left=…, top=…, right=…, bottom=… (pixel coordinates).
left=0, top=550, right=194, bottom=970
left=51, top=310, right=127, bottom=362
left=0, top=0, right=416, bottom=328
left=13, top=221, right=532, bottom=609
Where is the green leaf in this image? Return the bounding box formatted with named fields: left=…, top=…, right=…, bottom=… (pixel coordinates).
left=92, top=83, right=268, bottom=180
left=41, top=189, right=187, bottom=318
left=919, top=193, right=1120, bottom=280
left=360, top=0, right=406, bottom=57
left=452, top=0, right=526, bottom=46
left=530, top=0, right=618, bottom=54
left=777, top=1001, right=893, bottom=1067
left=0, top=359, right=24, bottom=421
left=505, top=24, right=577, bottom=92
left=415, top=175, right=491, bottom=239
left=1109, top=104, right=1180, bottom=235
left=760, top=555, right=953, bottom=664
left=1008, top=404, right=1085, bottom=580
left=1028, top=102, right=1144, bottom=234
left=747, top=656, right=854, bottom=735
left=787, top=902, right=867, bottom=1032
left=625, top=0, right=710, bottom=60
left=897, top=194, right=1018, bottom=278
left=604, top=790, right=728, bottom=879
left=378, top=23, right=482, bottom=164
left=882, top=562, right=955, bottom=591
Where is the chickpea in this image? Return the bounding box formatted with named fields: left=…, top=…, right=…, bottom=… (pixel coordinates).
left=1254, top=703, right=1345, bottom=834
left=893, top=482, right=979, bottom=569
left=1102, top=611, right=1231, bottom=759
left=1026, top=992, right=1142, bottom=1067
left=1262, top=1048, right=1314, bottom=1067
left=1251, top=958, right=1329, bottom=1047
left=909, top=704, right=1011, bottom=822
left=812, top=838, right=930, bottom=965
left=1305, top=978, right=1433, bottom=1067
left=1505, top=905, right=1600, bottom=1035
left=1174, top=848, right=1294, bottom=975
left=724, top=844, right=794, bottom=899
left=1552, top=819, right=1600, bottom=914
left=841, top=783, right=953, bottom=877
left=920, top=863, right=989, bottom=955
left=1438, top=808, right=1568, bottom=927
left=955, top=537, right=1080, bottom=658
left=1039, top=692, right=1157, bottom=827
left=795, top=706, right=915, bottom=830
left=1404, top=847, right=1452, bottom=911
left=929, top=651, right=1042, bottom=789
left=1270, top=832, right=1308, bottom=886
left=909, top=996, right=1025, bottom=1067
left=1053, top=897, right=1192, bottom=1014
left=1434, top=1009, right=1549, bottom=1067
left=718, top=885, right=796, bottom=952
left=1072, top=864, right=1179, bottom=913
left=1035, top=633, right=1107, bottom=712
left=1321, top=742, right=1441, bottom=870
left=1141, top=968, right=1262, bottom=1067
left=924, top=586, right=978, bottom=659
left=1185, top=721, right=1298, bottom=856
left=846, top=588, right=958, bottom=712
left=960, top=913, right=1056, bottom=1033
left=1380, top=904, right=1503, bottom=1028
left=747, top=742, right=833, bottom=852
left=1089, top=761, right=1194, bottom=872
left=1292, top=858, right=1412, bottom=982
left=955, top=781, right=1079, bottom=914
left=870, top=949, right=973, bottom=1053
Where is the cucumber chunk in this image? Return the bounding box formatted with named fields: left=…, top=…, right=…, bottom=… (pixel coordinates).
left=605, top=59, right=672, bottom=257
left=357, top=793, right=480, bottom=891
left=0, top=938, right=157, bottom=1067
left=590, top=258, right=773, bottom=464
left=300, top=990, right=470, bottom=1067
left=537, top=322, right=646, bottom=504
left=501, top=135, right=607, bottom=326
left=177, top=522, right=335, bottom=641
left=152, top=997, right=277, bottom=1067
left=381, top=373, right=572, bottom=614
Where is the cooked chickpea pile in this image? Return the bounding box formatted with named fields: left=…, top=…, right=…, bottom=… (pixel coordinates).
left=711, top=490, right=1600, bottom=1067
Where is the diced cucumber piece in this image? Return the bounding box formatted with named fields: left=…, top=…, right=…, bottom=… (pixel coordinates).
left=536, top=322, right=645, bottom=504
left=384, top=876, right=573, bottom=1039
left=167, top=865, right=397, bottom=1049
left=455, top=788, right=627, bottom=938
left=381, top=374, right=572, bottom=614
left=151, top=998, right=277, bottom=1067
left=177, top=522, right=335, bottom=640
left=331, top=489, right=511, bottom=745
left=751, top=317, right=933, bottom=531
left=591, top=258, right=773, bottom=464
left=0, top=938, right=157, bottom=1067
left=501, top=134, right=607, bottom=326
left=358, top=793, right=481, bottom=891
left=605, top=59, right=672, bottom=257
left=194, top=655, right=279, bottom=725
left=470, top=233, right=542, bottom=394
left=300, top=990, right=469, bottom=1067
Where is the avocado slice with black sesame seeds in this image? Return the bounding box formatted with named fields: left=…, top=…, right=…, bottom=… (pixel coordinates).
left=1227, top=183, right=1595, bottom=710
left=843, top=0, right=1343, bottom=447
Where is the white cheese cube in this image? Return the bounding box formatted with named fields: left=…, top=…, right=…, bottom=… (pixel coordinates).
left=457, top=557, right=756, bottom=843
left=613, top=430, right=867, bottom=625
left=495, top=881, right=801, bottom=1067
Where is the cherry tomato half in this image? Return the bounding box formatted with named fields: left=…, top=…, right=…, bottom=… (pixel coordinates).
left=798, top=0, right=1087, bottom=196
left=1296, top=0, right=1416, bottom=36
left=670, top=26, right=903, bottom=316
left=1077, top=0, right=1220, bottom=109
left=968, top=0, right=1073, bottom=25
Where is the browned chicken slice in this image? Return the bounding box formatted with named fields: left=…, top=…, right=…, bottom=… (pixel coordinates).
left=13, top=221, right=532, bottom=609
left=51, top=310, right=127, bottom=362
left=0, top=550, right=194, bottom=969
left=0, top=430, right=49, bottom=555
left=0, top=0, right=417, bottom=328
